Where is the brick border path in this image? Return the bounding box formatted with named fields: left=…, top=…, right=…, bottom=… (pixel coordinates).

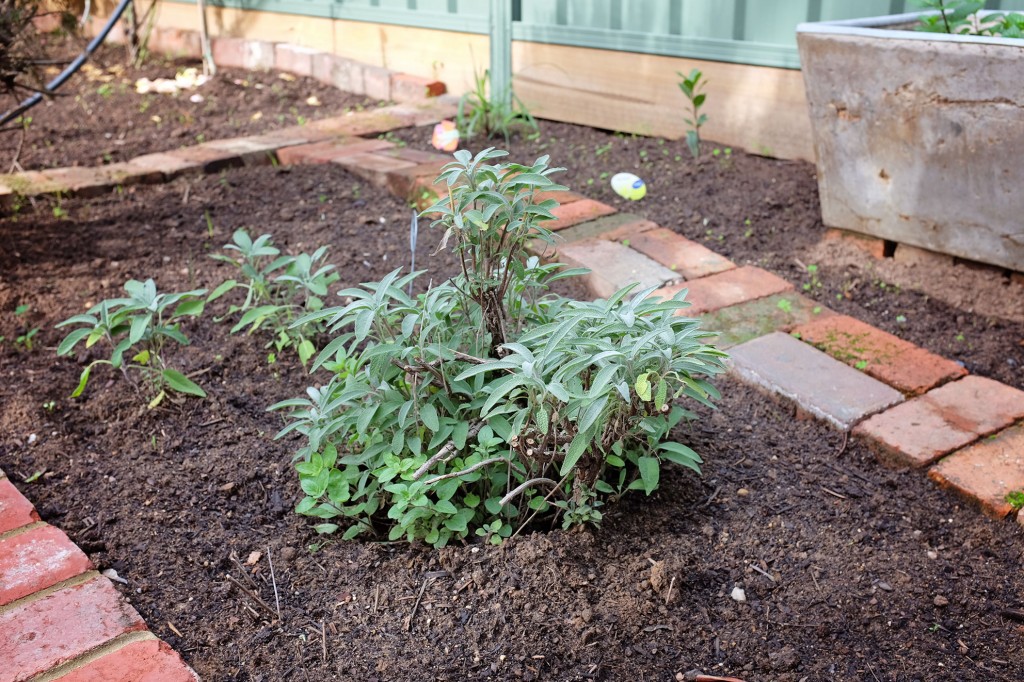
left=3, top=98, right=1022, bottom=677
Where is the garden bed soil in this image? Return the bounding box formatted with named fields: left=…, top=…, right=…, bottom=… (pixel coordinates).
left=1, top=160, right=1023, bottom=681
left=2, top=37, right=380, bottom=171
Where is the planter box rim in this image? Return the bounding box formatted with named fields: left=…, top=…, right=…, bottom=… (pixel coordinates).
left=797, top=10, right=1024, bottom=48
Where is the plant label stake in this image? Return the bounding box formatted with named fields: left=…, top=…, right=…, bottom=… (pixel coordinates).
left=408, top=209, right=419, bottom=296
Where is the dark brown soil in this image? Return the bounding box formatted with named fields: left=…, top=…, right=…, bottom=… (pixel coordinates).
left=1, top=38, right=379, bottom=171
left=393, top=124, right=1024, bottom=391
left=1, top=138, right=1023, bottom=681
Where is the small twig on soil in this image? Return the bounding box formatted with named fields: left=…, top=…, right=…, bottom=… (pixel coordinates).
left=835, top=430, right=849, bottom=458
left=373, top=585, right=380, bottom=613
left=700, top=486, right=722, bottom=508
left=167, top=621, right=184, bottom=637
left=225, top=573, right=278, bottom=618
left=199, top=417, right=225, bottom=427
left=665, top=576, right=675, bottom=605
left=821, top=486, right=847, bottom=500
left=8, top=125, right=25, bottom=174
left=406, top=576, right=431, bottom=632
left=749, top=562, right=776, bottom=583
left=267, top=546, right=282, bottom=619
left=229, top=554, right=258, bottom=590
left=320, top=621, right=327, bottom=664
left=182, top=184, right=191, bottom=204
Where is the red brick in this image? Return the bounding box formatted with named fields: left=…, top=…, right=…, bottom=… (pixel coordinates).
left=210, top=37, right=275, bottom=71
left=385, top=163, right=450, bottom=200
left=597, top=217, right=659, bottom=242
left=0, top=478, right=39, bottom=534
left=362, top=65, right=392, bottom=100
left=545, top=199, right=617, bottom=232
left=823, top=228, right=886, bottom=260
left=0, top=578, right=145, bottom=681
left=123, top=153, right=202, bottom=181
left=390, top=73, right=446, bottom=102
left=56, top=638, right=199, bottom=682
left=893, top=243, right=954, bottom=268
left=386, top=99, right=459, bottom=126
left=928, top=423, right=1024, bottom=518
left=533, top=189, right=585, bottom=205
left=332, top=152, right=418, bottom=188
left=312, top=54, right=364, bottom=93
left=274, top=43, right=317, bottom=78
left=276, top=138, right=393, bottom=166
left=0, top=525, right=92, bottom=607
left=626, top=227, right=736, bottom=280
left=652, top=266, right=793, bottom=316
left=791, top=315, right=967, bottom=395
left=376, top=148, right=452, bottom=166
left=854, top=376, right=1024, bottom=467
left=305, top=109, right=413, bottom=137
left=148, top=28, right=202, bottom=60
left=556, top=239, right=679, bottom=300
left=164, top=140, right=275, bottom=173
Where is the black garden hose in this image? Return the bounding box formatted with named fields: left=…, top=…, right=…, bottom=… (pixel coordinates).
left=0, top=0, right=133, bottom=129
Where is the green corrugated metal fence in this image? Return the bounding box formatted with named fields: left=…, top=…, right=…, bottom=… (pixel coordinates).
left=175, top=0, right=1024, bottom=68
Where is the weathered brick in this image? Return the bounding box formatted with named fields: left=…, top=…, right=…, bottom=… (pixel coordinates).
left=652, top=266, right=793, bottom=316
left=56, top=637, right=199, bottom=682
left=390, top=73, right=446, bottom=102
left=928, top=423, right=1024, bottom=518
left=894, top=243, right=954, bottom=268
left=626, top=227, right=736, bottom=280
left=823, top=227, right=886, bottom=260
left=385, top=163, right=450, bottom=200
left=729, top=331, right=903, bottom=430
left=211, top=37, right=275, bottom=71
left=362, top=65, right=393, bottom=101
left=333, top=152, right=418, bottom=188
left=305, top=108, right=413, bottom=137
left=277, top=138, right=394, bottom=166
left=165, top=141, right=274, bottom=173
left=699, top=293, right=834, bottom=349
left=148, top=28, right=202, bottom=59
left=555, top=239, right=679, bottom=300
left=0, top=478, right=39, bottom=534
left=123, top=153, right=202, bottom=181
left=275, top=43, right=318, bottom=77
left=854, top=376, right=1024, bottom=467
left=0, top=524, right=92, bottom=607
left=791, top=315, right=967, bottom=395
left=547, top=213, right=654, bottom=244
left=385, top=99, right=460, bottom=126
left=0, top=578, right=145, bottom=681
left=312, top=54, right=365, bottom=93
left=544, top=200, right=617, bottom=232
left=533, top=189, right=585, bottom=205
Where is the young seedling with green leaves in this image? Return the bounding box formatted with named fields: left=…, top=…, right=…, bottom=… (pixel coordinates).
left=56, top=279, right=207, bottom=408
left=915, top=0, right=1024, bottom=37
left=272, top=148, right=728, bottom=548
left=208, top=229, right=339, bottom=365
left=457, top=68, right=538, bottom=144
left=677, top=68, right=708, bottom=159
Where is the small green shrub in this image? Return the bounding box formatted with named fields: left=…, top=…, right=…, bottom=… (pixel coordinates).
left=915, top=0, right=1024, bottom=37
left=677, top=68, right=708, bottom=159
left=1006, top=490, right=1024, bottom=511
left=272, top=149, right=727, bottom=547
left=209, top=229, right=339, bottom=365
left=457, top=68, right=538, bottom=144
left=56, top=279, right=207, bottom=407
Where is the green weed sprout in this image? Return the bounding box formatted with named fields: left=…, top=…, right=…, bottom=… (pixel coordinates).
left=677, top=69, right=708, bottom=159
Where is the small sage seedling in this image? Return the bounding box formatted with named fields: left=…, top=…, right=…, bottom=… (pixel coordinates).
left=56, top=279, right=207, bottom=407
left=677, top=68, right=708, bottom=159
left=209, top=229, right=339, bottom=365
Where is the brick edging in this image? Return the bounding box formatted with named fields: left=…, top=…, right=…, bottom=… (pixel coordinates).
left=0, top=467, right=200, bottom=680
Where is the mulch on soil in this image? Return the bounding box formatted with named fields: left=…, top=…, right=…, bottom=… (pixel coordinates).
left=1, top=38, right=380, bottom=172
left=1, top=157, right=1022, bottom=681
left=2, top=59, right=1024, bottom=679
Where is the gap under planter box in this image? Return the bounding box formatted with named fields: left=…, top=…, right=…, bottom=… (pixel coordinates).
left=796, top=11, right=1024, bottom=272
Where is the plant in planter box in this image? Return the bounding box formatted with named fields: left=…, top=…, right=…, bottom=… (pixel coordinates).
left=272, top=148, right=727, bottom=547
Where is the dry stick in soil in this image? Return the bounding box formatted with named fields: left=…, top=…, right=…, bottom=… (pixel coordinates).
left=225, top=573, right=279, bottom=618
left=411, top=422, right=485, bottom=479
left=267, top=545, right=282, bottom=619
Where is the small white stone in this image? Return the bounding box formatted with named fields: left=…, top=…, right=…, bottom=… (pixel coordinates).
left=730, top=586, right=747, bottom=603
left=27, top=433, right=37, bottom=445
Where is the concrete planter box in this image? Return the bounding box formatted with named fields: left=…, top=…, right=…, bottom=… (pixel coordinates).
left=796, top=12, right=1024, bottom=271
